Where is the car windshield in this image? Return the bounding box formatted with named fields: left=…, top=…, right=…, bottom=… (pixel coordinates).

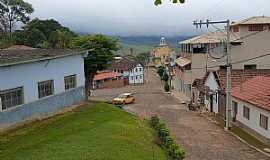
left=117, top=94, right=128, bottom=98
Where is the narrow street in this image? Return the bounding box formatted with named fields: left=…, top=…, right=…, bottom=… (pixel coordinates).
left=91, top=68, right=269, bottom=160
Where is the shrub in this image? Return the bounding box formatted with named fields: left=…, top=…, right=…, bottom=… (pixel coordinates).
left=150, top=115, right=160, bottom=128
left=162, top=72, right=169, bottom=82
left=157, top=66, right=165, bottom=78
left=150, top=115, right=185, bottom=160
left=156, top=123, right=166, bottom=131
left=163, top=136, right=173, bottom=148
left=174, top=148, right=186, bottom=160
left=159, top=128, right=170, bottom=140
left=164, top=82, right=170, bottom=92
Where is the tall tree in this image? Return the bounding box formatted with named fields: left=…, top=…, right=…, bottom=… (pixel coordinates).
left=24, top=18, right=76, bottom=41
left=49, top=30, right=73, bottom=49
left=0, top=0, right=34, bottom=35
left=72, top=34, right=119, bottom=99
left=154, top=0, right=185, bottom=6
left=11, top=18, right=76, bottom=48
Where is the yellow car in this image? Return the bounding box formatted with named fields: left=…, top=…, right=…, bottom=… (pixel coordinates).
left=112, top=93, right=135, bottom=105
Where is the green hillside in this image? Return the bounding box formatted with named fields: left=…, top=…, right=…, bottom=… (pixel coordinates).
left=117, top=36, right=191, bottom=55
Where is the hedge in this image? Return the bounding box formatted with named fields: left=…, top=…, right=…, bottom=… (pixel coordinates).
left=151, top=115, right=185, bottom=160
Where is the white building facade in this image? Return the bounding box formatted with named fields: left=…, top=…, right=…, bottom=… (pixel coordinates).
left=204, top=72, right=219, bottom=114
left=232, top=98, right=270, bottom=145
left=111, top=57, right=144, bottom=85
left=128, top=64, right=144, bottom=84
left=231, top=76, right=270, bottom=145
left=0, top=48, right=86, bottom=129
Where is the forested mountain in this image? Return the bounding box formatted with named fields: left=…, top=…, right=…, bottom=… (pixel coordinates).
left=117, top=36, right=192, bottom=55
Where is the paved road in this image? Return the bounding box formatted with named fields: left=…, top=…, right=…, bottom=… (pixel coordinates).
left=92, top=68, right=269, bottom=160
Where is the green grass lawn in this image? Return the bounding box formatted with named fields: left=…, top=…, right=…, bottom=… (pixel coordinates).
left=0, top=103, right=167, bottom=160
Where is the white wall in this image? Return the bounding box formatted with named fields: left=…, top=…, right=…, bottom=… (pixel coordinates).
left=233, top=98, right=270, bottom=140
left=205, top=72, right=219, bottom=114
left=0, top=55, right=85, bottom=104
left=129, top=64, right=144, bottom=84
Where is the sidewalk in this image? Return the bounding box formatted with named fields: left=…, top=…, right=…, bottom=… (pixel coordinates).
left=171, top=90, right=191, bottom=104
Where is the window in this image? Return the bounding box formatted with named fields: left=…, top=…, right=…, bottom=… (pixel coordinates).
left=243, top=106, right=250, bottom=120
left=232, top=26, right=239, bottom=32
left=38, top=80, right=54, bottom=98
left=135, top=68, right=138, bottom=72
left=0, top=87, right=24, bottom=110
left=139, top=68, right=142, bottom=72
left=232, top=101, right=238, bottom=122
left=260, top=114, right=268, bottom=130
left=244, top=64, right=257, bottom=70
left=65, top=75, right=77, bottom=90
left=248, top=24, right=263, bottom=31
left=233, top=101, right=238, bottom=115
left=131, top=76, right=133, bottom=80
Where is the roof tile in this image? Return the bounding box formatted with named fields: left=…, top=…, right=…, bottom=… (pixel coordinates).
left=232, top=76, right=270, bottom=112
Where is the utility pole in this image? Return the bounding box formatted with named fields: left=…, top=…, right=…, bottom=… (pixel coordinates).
left=193, top=19, right=232, bottom=130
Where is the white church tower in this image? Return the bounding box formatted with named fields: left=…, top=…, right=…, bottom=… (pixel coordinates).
left=160, top=37, right=167, bottom=46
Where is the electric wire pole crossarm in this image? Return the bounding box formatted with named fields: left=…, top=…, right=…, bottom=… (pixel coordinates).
left=193, top=19, right=232, bottom=130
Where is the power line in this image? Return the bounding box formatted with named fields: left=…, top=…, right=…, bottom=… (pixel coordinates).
left=191, top=52, right=270, bottom=70
left=199, top=0, right=227, bottom=20
left=231, top=53, right=270, bottom=65
left=185, top=25, right=269, bottom=60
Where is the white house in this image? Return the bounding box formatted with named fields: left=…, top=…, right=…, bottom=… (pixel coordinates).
left=110, top=57, right=144, bottom=85
left=0, top=46, right=86, bottom=129
left=232, top=76, right=270, bottom=145
left=193, top=69, right=270, bottom=118
left=203, top=71, right=219, bottom=114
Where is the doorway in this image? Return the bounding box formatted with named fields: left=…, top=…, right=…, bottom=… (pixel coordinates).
left=210, top=95, right=213, bottom=113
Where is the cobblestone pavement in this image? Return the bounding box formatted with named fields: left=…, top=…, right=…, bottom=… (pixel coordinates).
left=91, top=68, right=269, bottom=160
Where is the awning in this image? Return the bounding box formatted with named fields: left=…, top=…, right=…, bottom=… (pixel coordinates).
left=175, top=57, right=191, bottom=67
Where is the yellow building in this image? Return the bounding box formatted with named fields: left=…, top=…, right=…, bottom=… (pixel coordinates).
left=151, top=37, right=176, bottom=66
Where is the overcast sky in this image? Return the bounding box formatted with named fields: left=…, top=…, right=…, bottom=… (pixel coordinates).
left=25, top=0, right=270, bottom=36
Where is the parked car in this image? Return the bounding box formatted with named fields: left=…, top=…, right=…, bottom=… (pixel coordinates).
left=112, top=93, right=135, bottom=105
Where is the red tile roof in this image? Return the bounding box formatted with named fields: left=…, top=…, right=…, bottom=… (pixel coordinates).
left=216, top=69, right=270, bottom=90
left=232, top=76, right=270, bottom=112
left=94, top=71, right=122, bottom=81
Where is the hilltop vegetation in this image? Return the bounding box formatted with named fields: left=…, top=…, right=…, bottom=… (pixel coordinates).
left=118, top=36, right=191, bottom=55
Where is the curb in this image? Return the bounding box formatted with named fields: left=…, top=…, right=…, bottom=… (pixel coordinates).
left=229, top=131, right=270, bottom=158
left=201, top=114, right=270, bottom=158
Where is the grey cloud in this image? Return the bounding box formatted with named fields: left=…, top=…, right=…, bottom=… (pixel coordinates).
left=25, top=0, right=270, bottom=36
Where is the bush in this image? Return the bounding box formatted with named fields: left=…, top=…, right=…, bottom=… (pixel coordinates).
left=150, top=115, right=160, bottom=128
left=157, top=66, right=165, bottom=78
left=164, top=82, right=170, bottom=92
left=150, top=115, right=185, bottom=160
left=163, top=136, right=173, bottom=147
left=162, top=73, right=169, bottom=82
